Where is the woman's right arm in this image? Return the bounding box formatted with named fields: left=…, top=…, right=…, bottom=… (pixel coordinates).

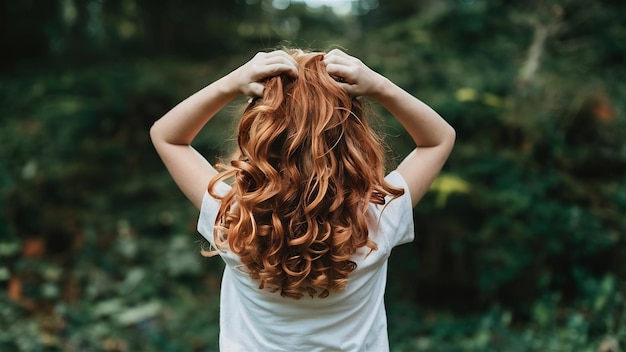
left=324, top=49, right=455, bottom=207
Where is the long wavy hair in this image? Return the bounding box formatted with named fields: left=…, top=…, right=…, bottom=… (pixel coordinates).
left=206, top=49, right=404, bottom=299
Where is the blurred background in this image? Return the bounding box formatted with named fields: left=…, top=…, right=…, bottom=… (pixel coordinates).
left=1, top=0, right=625, bottom=351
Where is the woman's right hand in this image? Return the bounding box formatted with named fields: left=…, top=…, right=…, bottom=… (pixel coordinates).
left=322, top=49, right=388, bottom=98
left=228, top=50, right=299, bottom=98
left=325, top=48, right=455, bottom=208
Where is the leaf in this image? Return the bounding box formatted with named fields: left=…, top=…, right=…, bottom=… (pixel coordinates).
left=22, top=238, right=45, bottom=258
left=429, top=173, right=471, bottom=207
left=115, top=301, right=162, bottom=326
left=7, top=277, right=21, bottom=301
left=93, top=299, right=124, bottom=317
left=455, top=88, right=477, bottom=102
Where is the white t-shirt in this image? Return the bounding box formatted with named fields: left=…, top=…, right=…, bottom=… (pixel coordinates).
left=197, top=171, right=414, bottom=352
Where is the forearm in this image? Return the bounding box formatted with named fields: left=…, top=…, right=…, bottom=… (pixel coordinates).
left=371, top=78, right=455, bottom=149
left=370, top=77, right=455, bottom=206
left=149, top=51, right=298, bottom=209
left=323, top=49, right=454, bottom=206
left=150, top=73, right=240, bottom=146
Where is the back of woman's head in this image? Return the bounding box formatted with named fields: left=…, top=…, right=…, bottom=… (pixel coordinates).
left=208, top=49, right=404, bottom=299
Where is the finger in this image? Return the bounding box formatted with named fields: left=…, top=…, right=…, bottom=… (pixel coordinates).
left=248, top=82, right=265, bottom=97
left=327, top=78, right=359, bottom=97
left=325, top=48, right=350, bottom=59
left=325, top=50, right=359, bottom=68
left=323, top=53, right=359, bottom=81
left=264, top=51, right=298, bottom=75
left=323, top=55, right=355, bottom=66
left=325, top=63, right=357, bottom=84
left=263, top=51, right=295, bottom=65
left=250, top=50, right=297, bottom=70
left=253, top=63, right=298, bottom=80
left=265, top=50, right=297, bottom=62
left=335, top=82, right=359, bottom=96
left=261, top=56, right=298, bottom=77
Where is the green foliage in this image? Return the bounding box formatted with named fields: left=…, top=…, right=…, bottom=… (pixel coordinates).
left=0, top=60, right=228, bottom=351
left=387, top=273, right=626, bottom=351
left=375, top=0, right=626, bottom=349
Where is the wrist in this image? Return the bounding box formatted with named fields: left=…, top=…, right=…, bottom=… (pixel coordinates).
left=367, top=76, right=393, bottom=101
left=217, top=71, right=244, bottom=98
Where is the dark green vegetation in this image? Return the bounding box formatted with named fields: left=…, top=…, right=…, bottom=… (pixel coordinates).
left=1, top=0, right=625, bottom=350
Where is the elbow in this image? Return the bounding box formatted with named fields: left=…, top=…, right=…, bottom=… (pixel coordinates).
left=149, top=121, right=158, bottom=144
left=150, top=118, right=165, bottom=141
left=149, top=119, right=192, bottom=147
left=443, top=123, right=456, bottom=147
left=442, top=124, right=456, bottom=155
left=448, top=124, right=456, bottom=144
left=149, top=120, right=165, bottom=148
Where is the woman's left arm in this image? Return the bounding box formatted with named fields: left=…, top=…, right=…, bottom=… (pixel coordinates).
left=150, top=51, right=298, bottom=209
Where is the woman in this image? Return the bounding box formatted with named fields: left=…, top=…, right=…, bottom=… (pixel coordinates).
left=151, top=48, right=455, bottom=351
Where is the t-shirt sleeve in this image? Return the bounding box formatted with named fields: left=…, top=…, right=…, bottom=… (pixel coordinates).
left=197, top=182, right=231, bottom=247
left=378, top=170, right=416, bottom=248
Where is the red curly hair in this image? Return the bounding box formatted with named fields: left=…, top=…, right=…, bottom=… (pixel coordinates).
left=206, top=49, right=404, bottom=299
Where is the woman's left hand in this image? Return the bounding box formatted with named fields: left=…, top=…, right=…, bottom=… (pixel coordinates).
left=228, top=50, right=299, bottom=97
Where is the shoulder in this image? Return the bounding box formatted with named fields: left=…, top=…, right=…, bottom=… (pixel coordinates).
left=371, top=171, right=415, bottom=249
left=384, top=170, right=408, bottom=190
left=197, top=181, right=232, bottom=245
